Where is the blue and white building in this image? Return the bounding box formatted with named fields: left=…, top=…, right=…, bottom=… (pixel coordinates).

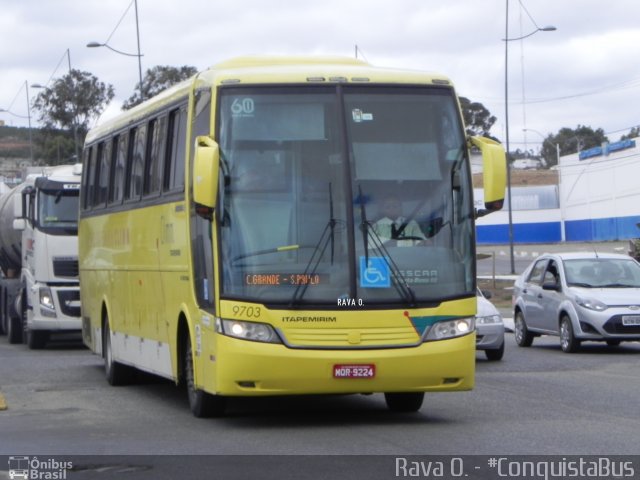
left=475, top=139, right=640, bottom=244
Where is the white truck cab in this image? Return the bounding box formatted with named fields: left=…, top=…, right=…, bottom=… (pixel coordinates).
left=14, top=164, right=82, bottom=349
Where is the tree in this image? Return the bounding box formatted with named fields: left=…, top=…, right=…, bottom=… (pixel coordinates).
left=32, top=69, right=114, bottom=164
left=540, top=125, right=609, bottom=168
left=621, top=126, right=640, bottom=140
left=123, top=65, right=198, bottom=110
left=458, top=97, right=497, bottom=136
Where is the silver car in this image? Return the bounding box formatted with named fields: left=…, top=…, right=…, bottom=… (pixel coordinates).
left=513, top=252, right=640, bottom=352
left=476, top=289, right=505, bottom=360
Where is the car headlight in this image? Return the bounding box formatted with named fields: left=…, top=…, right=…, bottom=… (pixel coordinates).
left=39, top=287, right=57, bottom=317
left=424, top=317, right=475, bottom=341
left=575, top=296, right=608, bottom=312
left=476, top=314, right=503, bottom=325
left=216, top=319, right=282, bottom=344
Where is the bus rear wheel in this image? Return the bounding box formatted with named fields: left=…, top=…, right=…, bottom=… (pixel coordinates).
left=103, top=317, right=134, bottom=386
left=183, top=334, right=226, bottom=418
left=384, top=392, right=424, bottom=412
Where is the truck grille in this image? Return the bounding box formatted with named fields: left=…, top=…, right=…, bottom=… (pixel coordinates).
left=53, top=257, right=79, bottom=278
left=57, top=289, right=81, bottom=317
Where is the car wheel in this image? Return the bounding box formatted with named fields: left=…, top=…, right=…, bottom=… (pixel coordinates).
left=384, top=392, right=425, bottom=412
left=485, top=341, right=505, bottom=361
left=514, top=311, right=534, bottom=347
left=606, top=339, right=621, bottom=347
left=560, top=315, right=580, bottom=353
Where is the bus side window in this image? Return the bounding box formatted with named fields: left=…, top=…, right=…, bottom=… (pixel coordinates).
left=85, top=146, right=98, bottom=210
left=144, top=115, right=167, bottom=197
left=96, top=140, right=112, bottom=207
left=80, top=146, right=92, bottom=211
left=110, top=134, right=127, bottom=205
left=91, top=142, right=105, bottom=208
left=125, top=125, right=147, bottom=202
left=164, top=106, right=187, bottom=192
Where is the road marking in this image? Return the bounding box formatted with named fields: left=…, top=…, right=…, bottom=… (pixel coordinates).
left=0, top=392, right=7, bottom=410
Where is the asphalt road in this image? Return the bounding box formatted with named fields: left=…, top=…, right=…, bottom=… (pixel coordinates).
left=1, top=329, right=639, bottom=462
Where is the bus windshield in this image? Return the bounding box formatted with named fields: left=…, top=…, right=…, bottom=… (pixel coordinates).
left=218, top=85, right=474, bottom=306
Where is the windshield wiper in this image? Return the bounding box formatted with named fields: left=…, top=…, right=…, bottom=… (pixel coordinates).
left=358, top=185, right=370, bottom=266
left=600, top=283, right=638, bottom=288
left=568, top=282, right=594, bottom=288
left=289, top=183, right=338, bottom=306
left=357, top=185, right=416, bottom=306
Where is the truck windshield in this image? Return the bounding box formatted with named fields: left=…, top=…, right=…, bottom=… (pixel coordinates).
left=38, top=189, right=80, bottom=235
left=218, top=85, right=474, bottom=307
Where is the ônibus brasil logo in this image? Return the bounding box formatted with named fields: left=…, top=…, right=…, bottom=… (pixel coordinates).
left=8, top=456, right=72, bottom=480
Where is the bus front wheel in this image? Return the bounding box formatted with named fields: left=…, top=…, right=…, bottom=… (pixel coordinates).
left=384, top=392, right=424, bottom=412
left=183, top=334, right=226, bottom=418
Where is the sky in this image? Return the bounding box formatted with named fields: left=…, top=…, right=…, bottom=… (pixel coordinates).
left=1, top=0, right=640, bottom=152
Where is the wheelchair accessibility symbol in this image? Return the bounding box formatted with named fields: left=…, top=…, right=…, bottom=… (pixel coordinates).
left=360, top=256, right=390, bottom=288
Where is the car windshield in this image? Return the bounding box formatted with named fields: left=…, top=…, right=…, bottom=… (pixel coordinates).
left=564, top=258, right=640, bottom=288
left=217, top=85, right=473, bottom=306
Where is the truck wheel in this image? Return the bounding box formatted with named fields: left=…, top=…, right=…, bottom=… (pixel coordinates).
left=7, top=298, right=23, bottom=344
left=7, top=315, right=22, bottom=344
left=27, top=329, right=49, bottom=350
left=0, top=290, right=6, bottom=335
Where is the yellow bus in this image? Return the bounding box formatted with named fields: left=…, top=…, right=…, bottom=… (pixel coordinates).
left=79, top=56, right=505, bottom=417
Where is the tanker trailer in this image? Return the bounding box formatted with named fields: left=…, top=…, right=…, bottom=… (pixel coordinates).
left=0, top=183, right=28, bottom=342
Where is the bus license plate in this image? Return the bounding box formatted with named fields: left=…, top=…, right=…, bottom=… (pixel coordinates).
left=622, top=315, right=640, bottom=326
left=333, top=364, right=375, bottom=379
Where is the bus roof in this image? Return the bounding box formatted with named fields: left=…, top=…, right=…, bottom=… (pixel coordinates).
left=86, top=56, right=454, bottom=144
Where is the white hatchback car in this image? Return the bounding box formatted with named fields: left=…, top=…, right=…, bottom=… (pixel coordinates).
left=513, top=252, right=640, bottom=352
left=476, top=289, right=505, bottom=361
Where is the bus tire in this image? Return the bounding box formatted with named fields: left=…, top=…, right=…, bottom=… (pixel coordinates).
left=184, top=334, right=226, bottom=418
left=103, top=316, right=134, bottom=386
left=384, top=392, right=424, bottom=412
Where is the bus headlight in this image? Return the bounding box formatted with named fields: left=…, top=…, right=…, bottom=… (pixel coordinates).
left=424, top=317, right=475, bottom=341
left=216, top=319, right=282, bottom=344
left=39, top=287, right=57, bottom=317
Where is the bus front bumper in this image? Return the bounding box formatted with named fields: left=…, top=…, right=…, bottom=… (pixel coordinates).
left=204, top=333, right=475, bottom=396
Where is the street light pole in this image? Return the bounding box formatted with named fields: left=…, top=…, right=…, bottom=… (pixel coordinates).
left=503, top=0, right=556, bottom=274
left=134, top=0, right=144, bottom=100
left=504, top=0, right=515, bottom=274
left=65, top=49, right=81, bottom=163
left=31, top=49, right=82, bottom=163
left=87, top=0, right=144, bottom=102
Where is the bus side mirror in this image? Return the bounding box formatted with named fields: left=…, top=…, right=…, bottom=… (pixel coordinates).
left=469, top=136, right=507, bottom=213
left=193, top=136, right=220, bottom=218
